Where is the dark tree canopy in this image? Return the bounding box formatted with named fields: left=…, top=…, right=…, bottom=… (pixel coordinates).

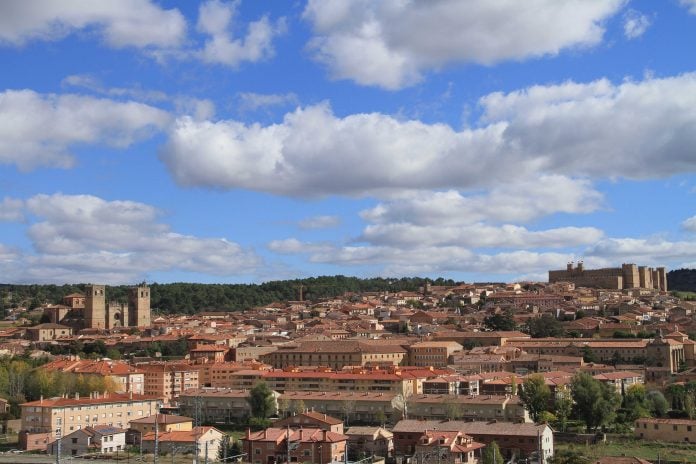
left=484, top=311, right=516, bottom=331
left=525, top=314, right=565, bottom=338
left=247, top=382, right=276, bottom=419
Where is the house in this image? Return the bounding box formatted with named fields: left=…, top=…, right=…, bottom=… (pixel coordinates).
left=127, top=413, right=193, bottom=444
left=635, top=417, right=696, bottom=443
left=141, top=426, right=224, bottom=461
left=345, top=426, right=394, bottom=460
left=413, top=430, right=484, bottom=464
left=242, top=427, right=348, bottom=464
left=392, top=420, right=553, bottom=463
left=48, top=425, right=126, bottom=456
left=25, top=323, right=72, bottom=342
left=273, top=411, right=344, bottom=433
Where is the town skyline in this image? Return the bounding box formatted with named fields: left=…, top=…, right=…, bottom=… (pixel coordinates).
left=2, top=1, right=696, bottom=285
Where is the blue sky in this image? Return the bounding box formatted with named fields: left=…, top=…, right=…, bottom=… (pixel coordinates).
left=1, top=0, right=696, bottom=284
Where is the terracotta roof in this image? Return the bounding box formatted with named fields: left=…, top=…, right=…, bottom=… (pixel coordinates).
left=22, top=392, right=158, bottom=407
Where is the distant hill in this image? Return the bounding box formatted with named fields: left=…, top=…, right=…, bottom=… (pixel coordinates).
left=0, top=276, right=457, bottom=315
left=667, top=269, right=696, bottom=292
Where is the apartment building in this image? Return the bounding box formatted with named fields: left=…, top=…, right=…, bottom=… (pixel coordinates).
left=178, top=388, right=274, bottom=423
left=407, top=394, right=530, bottom=423
left=138, top=362, right=199, bottom=404
left=260, top=341, right=408, bottom=369
left=42, top=357, right=145, bottom=394
left=413, top=430, right=484, bottom=464
left=408, top=341, right=463, bottom=367
left=19, top=392, right=159, bottom=450
left=47, top=425, right=126, bottom=456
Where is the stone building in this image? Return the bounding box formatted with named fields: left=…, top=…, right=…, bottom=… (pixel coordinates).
left=548, top=262, right=667, bottom=291
left=46, top=284, right=151, bottom=330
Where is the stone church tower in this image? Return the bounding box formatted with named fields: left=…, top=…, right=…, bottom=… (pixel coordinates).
left=84, top=284, right=106, bottom=329
left=128, top=285, right=151, bottom=327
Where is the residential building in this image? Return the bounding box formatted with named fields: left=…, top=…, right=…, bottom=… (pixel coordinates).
left=344, top=426, right=393, bottom=460
left=242, top=427, right=348, bottom=464
left=635, top=418, right=696, bottom=442
left=138, top=362, right=199, bottom=404
left=141, top=426, right=224, bottom=461
left=392, top=420, right=553, bottom=463
left=19, top=392, right=159, bottom=450
left=413, top=430, right=484, bottom=464
left=260, top=340, right=408, bottom=369
left=25, top=323, right=72, bottom=342
left=409, top=341, right=463, bottom=367
left=48, top=425, right=126, bottom=456
left=274, top=411, right=344, bottom=433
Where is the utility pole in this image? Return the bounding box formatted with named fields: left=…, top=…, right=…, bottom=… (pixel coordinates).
left=204, top=441, right=208, bottom=464
left=154, top=403, right=159, bottom=464
left=56, top=427, right=62, bottom=464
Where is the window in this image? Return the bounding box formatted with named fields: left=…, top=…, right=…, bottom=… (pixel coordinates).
left=72, top=438, right=78, bottom=444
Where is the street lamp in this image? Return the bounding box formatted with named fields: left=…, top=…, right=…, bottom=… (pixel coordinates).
left=318, top=444, right=323, bottom=464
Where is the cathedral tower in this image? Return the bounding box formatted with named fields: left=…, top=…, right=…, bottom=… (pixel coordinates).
left=128, top=285, right=151, bottom=327
left=84, top=284, right=106, bottom=329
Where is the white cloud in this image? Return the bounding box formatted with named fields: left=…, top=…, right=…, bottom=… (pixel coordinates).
left=684, top=216, right=696, bottom=232
left=267, top=238, right=334, bottom=255
left=0, top=193, right=261, bottom=283
left=298, top=215, right=340, bottom=230
left=61, top=74, right=169, bottom=102
left=303, top=0, right=626, bottom=89
left=0, top=0, right=186, bottom=48
left=361, top=176, right=603, bottom=226
left=585, top=237, right=696, bottom=265
left=358, top=223, right=603, bottom=249
left=623, top=10, right=651, bottom=39
left=162, top=73, right=696, bottom=196
left=0, top=197, right=24, bottom=222
left=0, top=89, right=171, bottom=170
left=681, top=0, right=696, bottom=15
left=196, top=0, right=285, bottom=67
left=237, top=92, right=299, bottom=112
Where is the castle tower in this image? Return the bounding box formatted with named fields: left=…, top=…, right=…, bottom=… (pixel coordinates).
left=621, top=264, right=639, bottom=289
left=128, top=285, right=151, bottom=327
left=638, top=266, right=653, bottom=289
left=84, top=284, right=106, bottom=329
left=657, top=267, right=668, bottom=292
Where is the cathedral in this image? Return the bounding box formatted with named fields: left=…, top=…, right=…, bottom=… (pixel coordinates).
left=44, top=284, right=151, bottom=330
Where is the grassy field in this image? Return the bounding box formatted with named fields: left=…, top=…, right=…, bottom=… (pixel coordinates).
left=557, top=437, right=696, bottom=462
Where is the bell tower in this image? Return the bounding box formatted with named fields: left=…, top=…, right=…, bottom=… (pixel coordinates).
left=84, top=284, right=106, bottom=329
left=128, top=285, right=151, bottom=327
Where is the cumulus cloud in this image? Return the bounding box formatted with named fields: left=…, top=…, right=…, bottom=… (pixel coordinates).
left=0, top=0, right=186, bottom=48
left=298, top=215, right=341, bottom=230
left=0, top=193, right=260, bottom=283
left=684, top=216, right=696, bottom=232
left=0, top=197, right=25, bottom=222
left=0, top=90, right=171, bottom=170
left=196, top=0, right=285, bottom=67
left=681, top=0, right=696, bottom=15
left=585, top=237, right=696, bottom=265
left=0, top=90, right=170, bottom=170
left=267, top=238, right=334, bottom=255
left=623, top=10, right=651, bottom=39
left=303, top=0, right=626, bottom=89
left=161, top=73, right=696, bottom=196
left=361, top=176, right=603, bottom=226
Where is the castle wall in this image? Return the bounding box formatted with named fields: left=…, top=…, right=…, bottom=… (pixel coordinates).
left=549, top=263, right=667, bottom=291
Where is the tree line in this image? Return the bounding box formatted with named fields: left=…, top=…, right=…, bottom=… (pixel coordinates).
left=0, top=276, right=459, bottom=314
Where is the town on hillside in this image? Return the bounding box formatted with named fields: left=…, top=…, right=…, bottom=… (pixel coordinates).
left=3, top=264, right=696, bottom=463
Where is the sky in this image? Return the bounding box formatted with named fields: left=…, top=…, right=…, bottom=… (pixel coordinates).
left=1, top=0, right=696, bottom=285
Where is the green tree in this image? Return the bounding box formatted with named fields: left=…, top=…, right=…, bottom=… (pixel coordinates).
left=570, top=372, right=621, bottom=432
left=519, top=374, right=551, bottom=423
left=247, top=382, right=276, bottom=419
left=554, top=384, right=573, bottom=432
left=646, top=390, right=668, bottom=417
left=525, top=314, right=565, bottom=338
left=483, top=311, right=516, bottom=331
left=620, top=384, right=650, bottom=423
left=581, top=346, right=598, bottom=363
left=481, top=441, right=503, bottom=464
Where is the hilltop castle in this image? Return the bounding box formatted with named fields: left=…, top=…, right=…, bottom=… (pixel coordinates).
left=45, top=284, right=151, bottom=330
left=548, top=262, right=667, bottom=291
